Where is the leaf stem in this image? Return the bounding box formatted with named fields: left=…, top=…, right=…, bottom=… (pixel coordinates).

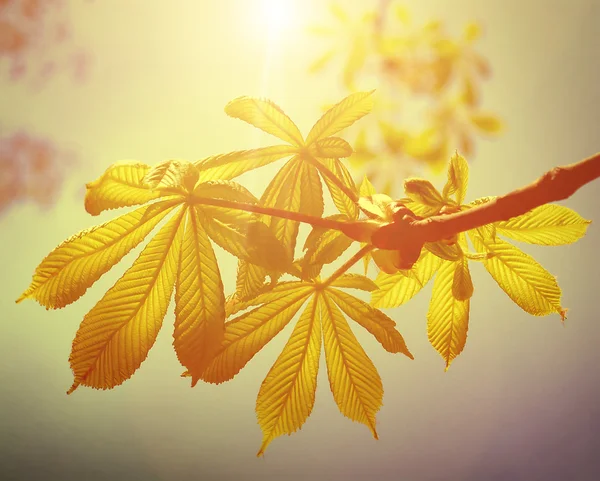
left=320, top=244, right=374, bottom=289
left=305, top=156, right=359, bottom=204
left=193, top=196, right=349, bottom=231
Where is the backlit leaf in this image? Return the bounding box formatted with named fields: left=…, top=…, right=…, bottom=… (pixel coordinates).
left=174, top=207, right=225, bottom=385
left=320, top=293, right=383, bottom=437
left=452, top=257, right=474, bottom=301
left=144, top=159, right=199, bottom=192
left=442, top=152, right=469, bottom=204
left=300, top=163, right=325, bottom=219
left=330, top=274, right=378, bottom=292
left=371, top=250, right=441, bottom=308
left=234, top=260, right=268, bottom=303
left=328, top=288, right=412, bottom=357
left=470, top=113, right=503, bottom=134
left=427, top=260, right=470, bottom=370
left=84, top=161, right=160, bottom=216
left=195, top=145, right=298, bottom=182
left=495, top=204, right=591, bottom=246
left=194, top=180, right=258, bottom=205
left=309, top=137, right=353, bottom=158
left=306, top=91, right=374, bottom=145
left=17, top=200, right=179, bottom=308
left=67, top=208, right=185, bottom=393
left=404, top=178, right=444, bottom=208
left=318, top=158, right=359, bottom=219
left=200, top=286, right=313, bottom=384
left=256, top=295, right=321, bottom=456
left=471, top=234, right=565, bottom=318
left=225, top=97, right=304, bottom=147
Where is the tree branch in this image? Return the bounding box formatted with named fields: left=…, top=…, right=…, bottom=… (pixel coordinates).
left=372, top=152, right=600, bottom=263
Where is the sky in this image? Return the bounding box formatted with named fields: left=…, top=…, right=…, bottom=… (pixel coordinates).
left=1, top=1, right=599, bottom=480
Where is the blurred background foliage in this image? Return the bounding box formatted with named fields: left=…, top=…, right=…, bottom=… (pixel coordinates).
left=309, top=1, right=502, bottom=192
left=0, top=0, right=87, bottom=216
left=1, top=1, right=599, bottom=481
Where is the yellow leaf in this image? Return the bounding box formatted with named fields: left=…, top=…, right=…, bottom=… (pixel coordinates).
left=84, top=161, right=160, bottom=216
left=309, top=49, right=336, bottom=73
left=359, top=175, right=376, bottom=197
left=343, top=37, right=367, bottom=89
left=358, top=197, right=386, bottom=219
left=320, top=293, right=383, bottom=437
left=194, top=180, right=258, bottom=204
left=424, top=241, right=462, bottom=261
left=371, top=250, right=441, bottom=308
left=379, top=121, right=405, bottom=153
left=471, top=234, right=565, bottom=318
left=442, top=152, right=469, bottom=204
left=234, top=260, right=268, bottom=303
left=17, top=200, right=179, bottom=308
left=174, top=207, right=225, bottom=385
left=427, top=260, right=470, bottom=370
left=195, top=145, right=298, bottom=182
left=330, top=274, right=378, bottom=292
left=268, top=158, right=306, bottom=261
left=224, top=97, right=304, bottom=147
left=203, top=217, right=289, bottom=272
left=404, top=178, right=444, bottom=208
left=306, top=91, right=374, bottom=145
left=256, top=295, right=321, bottom=456
left=226, top=281, right=307, bottom=317
left=303, top=219, right=353, bottom=278
left=328, top=288, right=413, bottom=357
left=495, top=204, right=591, bottom=246
left=316, top=158, right=358, bottom=219
left=144, top=159, right=199, bottom=192
left=452, top=257, right=474, bottom=301
left=300, top=163, right=325, bottom=219
left=470, top=113, right=503, bottom=134
left=67, top=208, right=185, bottom=393
left=308, top=137, right=353, bottom=158
left=329, top=3, right=348, bottom=22
left=200, top=286, right=313, bottom=384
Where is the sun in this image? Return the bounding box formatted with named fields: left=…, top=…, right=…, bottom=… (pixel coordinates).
left=260, top=0, right=297, bottom=38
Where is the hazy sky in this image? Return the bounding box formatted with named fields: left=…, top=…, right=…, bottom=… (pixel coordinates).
left=1, top=1, right=599, bottom=480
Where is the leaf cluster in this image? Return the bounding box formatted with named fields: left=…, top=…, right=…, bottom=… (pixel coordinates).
left=17, top=91, right=590, bottom=456
left=308, top=2, right=503, bottom=188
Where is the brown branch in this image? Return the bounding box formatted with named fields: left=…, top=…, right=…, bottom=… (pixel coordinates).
left=371, top=152, right=600, bottom=263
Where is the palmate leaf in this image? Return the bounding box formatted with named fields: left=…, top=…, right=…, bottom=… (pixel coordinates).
left=174, top=206, right=226, bottom=385
left=495, top=204, right=591, bottom=246
left=371, top=250, right=441, bottom=308
left=327, top=288, right=413, bottom=357
left=471, top=233, right=565, bottom=319
left=256, top=295, right=321, bottom=456
left=320, top=292, right=383, bottom=439
left=442, top=152, right=469, bottom=204
left=84, top=161, right=161, bottom=215
left=195, top=145, right=298, bottom=182
left=225, top=97, right=305, bottom=147
left=318, top=157, right=359, bottom=219
left=306, top=91, right=375, bottom=145
left=196, top=274, right=411, bottom=454
left=329, top=273, right=378, bottom=292
left=17, top=199, right=180, bottom=309
left=199, top=284, right=314, bottom=384
left=67, top=208, right=186, bottom=393
left=427, top=259, right=470, bottom=370
left=144, top=159, right=199, bottom=192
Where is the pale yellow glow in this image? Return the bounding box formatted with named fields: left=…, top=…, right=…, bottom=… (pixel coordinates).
left=260, top=0, right=297, bottom=38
